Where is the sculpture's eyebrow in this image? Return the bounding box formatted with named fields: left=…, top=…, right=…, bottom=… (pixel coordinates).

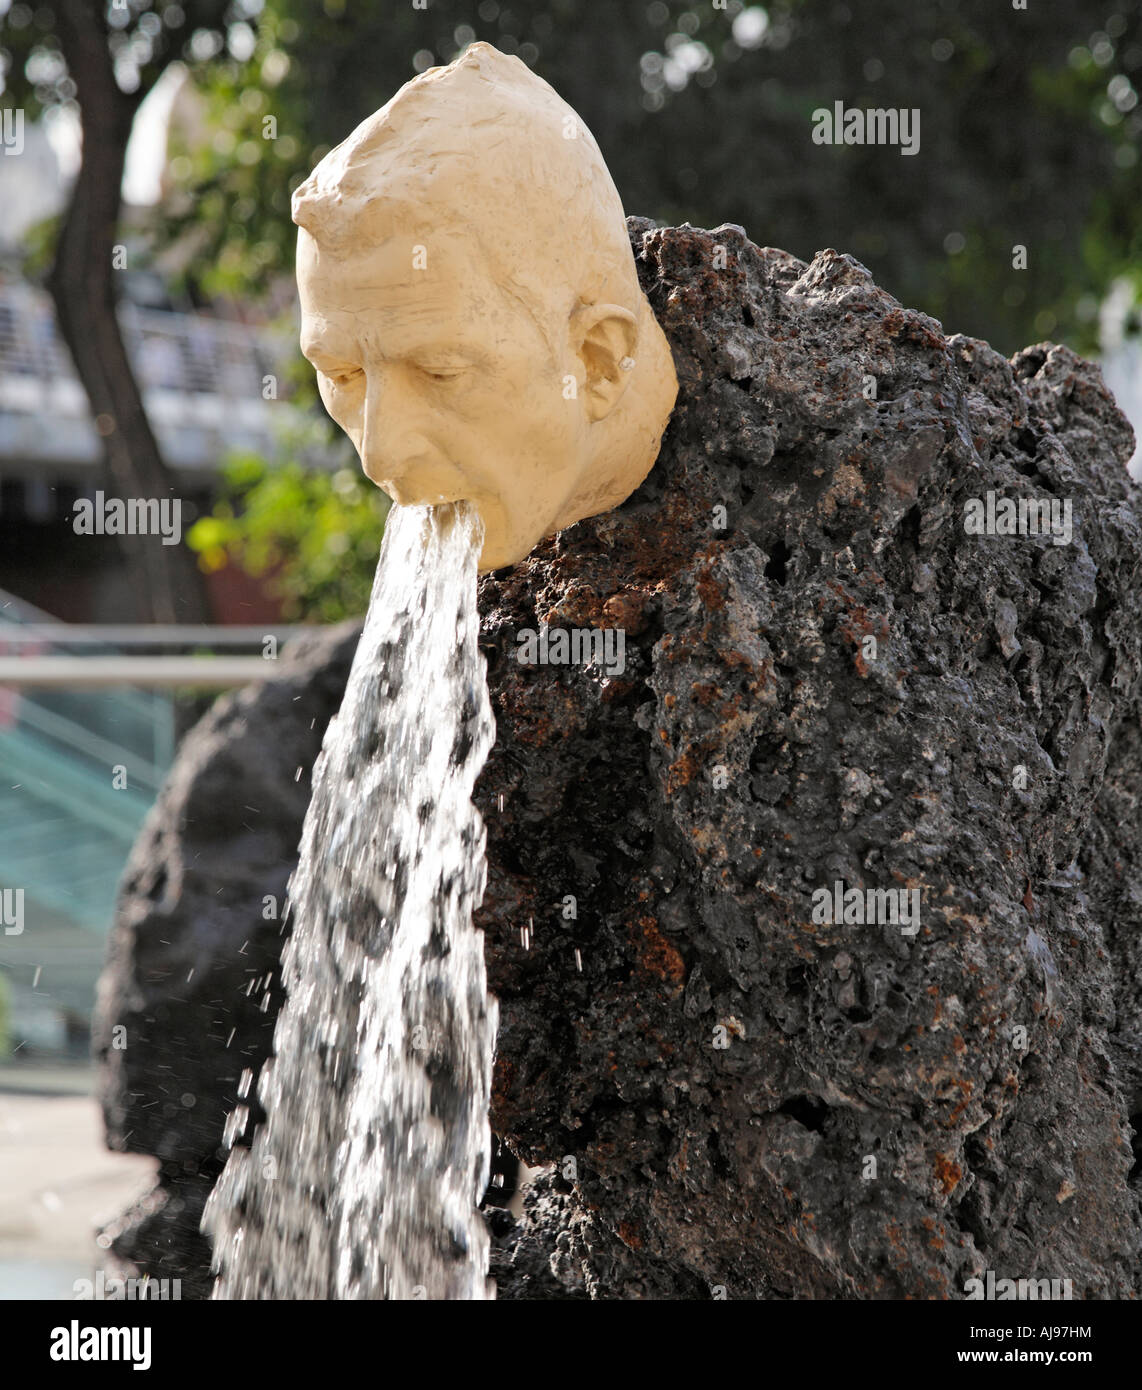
left=302, top=336, right=488, bottom=372
left=401, top=338, right=490, bottom=365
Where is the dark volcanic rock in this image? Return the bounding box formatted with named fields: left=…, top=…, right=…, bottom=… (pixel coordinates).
left=473, top=220, right=1142, bottom=1299
left=92, top=623, right=360, bottom=1295
left=97, top=220, right=1142, bottom=1299
left=487, top=1172, right=593, bottom=1300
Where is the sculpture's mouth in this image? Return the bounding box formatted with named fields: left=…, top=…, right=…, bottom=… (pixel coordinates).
left=429, top=495, right=512, bottom=573
left=386, top=495, right=508, bottom=572
left=424, top=498, right=475, bottom=528
left=380, top=480, right=466, bottom=509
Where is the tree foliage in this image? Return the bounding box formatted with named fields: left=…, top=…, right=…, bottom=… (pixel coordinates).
left=166, top=0, right=1142, bottom=354
left=188, top=452, right=388, bottom=622
left=0, top=0, right=237, bottom=623
left=4, top=1, right=1139, bottom=621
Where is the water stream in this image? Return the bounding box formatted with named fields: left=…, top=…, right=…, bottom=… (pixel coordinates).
left=203, top=502, right=497, bottom=1300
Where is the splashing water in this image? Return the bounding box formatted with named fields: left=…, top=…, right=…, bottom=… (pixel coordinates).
left=203, top=503, right=497, bottom=1300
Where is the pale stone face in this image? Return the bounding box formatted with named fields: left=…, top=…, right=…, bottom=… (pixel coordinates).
left=298, top=230, right=592, bottom=572
left=293, top=42, right=678, bottom=573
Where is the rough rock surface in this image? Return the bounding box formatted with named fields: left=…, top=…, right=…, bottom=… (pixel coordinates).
left=474, top=219, right=1142, bottom=1299
left=96, top=220, right=1142, bottom=1298
left=92, top=623, right=361, bottom=1296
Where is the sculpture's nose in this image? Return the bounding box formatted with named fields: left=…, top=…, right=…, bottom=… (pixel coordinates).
left=359, top=377, right=465, bottom=504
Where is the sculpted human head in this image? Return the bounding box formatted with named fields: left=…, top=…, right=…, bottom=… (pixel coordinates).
left=292, top=42, right=677, bottom=572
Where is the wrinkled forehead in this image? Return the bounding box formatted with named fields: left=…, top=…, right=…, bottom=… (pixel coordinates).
left=296, top=220, right=563, bottom=363
left=298, top=224, right=482, bottom=309
left=300, top=231, right=500, bottom=355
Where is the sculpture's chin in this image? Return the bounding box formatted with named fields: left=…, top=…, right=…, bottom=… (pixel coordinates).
left=477, top=535, right=528, bottom=574
left=468, top=497, right=539, bottom=574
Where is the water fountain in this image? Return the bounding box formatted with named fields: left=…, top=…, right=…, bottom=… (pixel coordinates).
left=99, top=205, right=1142, bottom=1305
left=204, top=503, right=496, bottom=1298
left=201, top=44, right=677, bottom=1298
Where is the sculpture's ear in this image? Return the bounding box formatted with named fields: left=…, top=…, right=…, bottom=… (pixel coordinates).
left=570, top=304, right=639, bottom=422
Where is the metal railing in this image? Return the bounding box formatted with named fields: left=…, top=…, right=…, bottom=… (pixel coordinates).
left=0, top=279, right=304, bottom=470
left=0, top=590, right=174, bottom=942
left=0, top=620, right=318, bottom=688
left=0, top=589, right=175, bottom=791
left=0, top=594, right=325, bottom=1035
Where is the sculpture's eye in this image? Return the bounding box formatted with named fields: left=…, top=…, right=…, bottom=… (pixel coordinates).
left=417, top=360, right=469, bottom=383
